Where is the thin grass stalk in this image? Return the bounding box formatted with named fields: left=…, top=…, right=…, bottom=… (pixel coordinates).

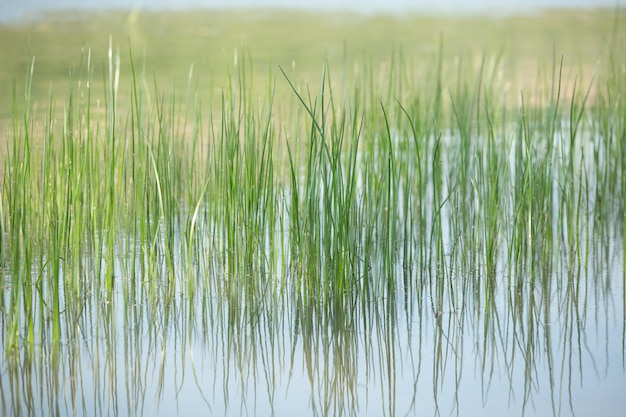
left=103, top=38, right=120, bottom=294
left=127, top=47, right=143, bottom=297
left=480, top=88, right=505, bottom=298
left=380, top=102, right=398, bottom=297
left=152, top=77, right=176, bottom=276
left=396, top=99, right=425, bottom=301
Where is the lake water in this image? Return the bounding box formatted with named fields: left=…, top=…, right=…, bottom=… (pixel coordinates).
left=2, top=210, right=624, bottom=417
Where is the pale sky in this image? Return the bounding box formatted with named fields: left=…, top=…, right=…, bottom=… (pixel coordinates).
left=0, top=0, right=621, bottom=22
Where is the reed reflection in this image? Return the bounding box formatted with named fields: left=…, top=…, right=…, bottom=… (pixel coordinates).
left=0, top=234, right=623, bottom=416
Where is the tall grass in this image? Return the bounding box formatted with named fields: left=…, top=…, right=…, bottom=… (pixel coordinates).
left=0, top=32, right=624, bottom=416
left=1, top=39, right=622, bottom=325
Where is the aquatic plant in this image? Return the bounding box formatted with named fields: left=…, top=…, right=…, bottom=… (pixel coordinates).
left=0, top=11, right=625, bottom=415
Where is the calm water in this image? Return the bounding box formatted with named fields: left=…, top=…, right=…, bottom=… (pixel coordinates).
left=2, top=212, right=624, bottom=417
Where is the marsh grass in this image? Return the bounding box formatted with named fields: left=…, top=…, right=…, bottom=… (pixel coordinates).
left=1, top=44, right=622, bottom=314
left=0, top=18, right=625, bottom=416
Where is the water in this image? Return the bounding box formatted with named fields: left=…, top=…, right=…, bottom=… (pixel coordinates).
left=2, top=223, right=624, bottom=416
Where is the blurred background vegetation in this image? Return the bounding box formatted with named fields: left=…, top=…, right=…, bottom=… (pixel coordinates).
left=0, top=8, right=620, bottom=122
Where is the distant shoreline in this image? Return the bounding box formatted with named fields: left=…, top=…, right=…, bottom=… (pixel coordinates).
left=1, top=0, right=623, bottom=24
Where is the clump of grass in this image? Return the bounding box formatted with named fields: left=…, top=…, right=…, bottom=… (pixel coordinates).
left=0, top=30, right=623, bottom=372
left=0, top=23, right=623, bottom=417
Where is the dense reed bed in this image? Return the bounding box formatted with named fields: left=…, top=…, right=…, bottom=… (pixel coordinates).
left=0, top=16, right=625, bottom=416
